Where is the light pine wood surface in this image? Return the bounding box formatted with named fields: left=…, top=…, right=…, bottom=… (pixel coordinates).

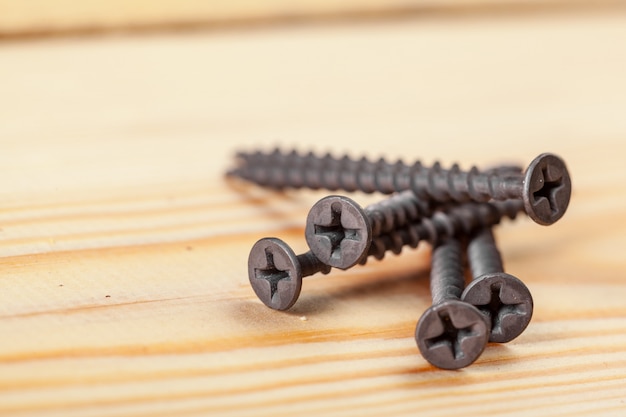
left=1, top=0, right=624, bottom=38
left=1, top=11, right=626, bottom=417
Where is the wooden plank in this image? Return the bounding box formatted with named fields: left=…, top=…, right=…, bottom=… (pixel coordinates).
left=1, top=11, right=626, bottom=417
left=1, top=0, right=625, bottom=38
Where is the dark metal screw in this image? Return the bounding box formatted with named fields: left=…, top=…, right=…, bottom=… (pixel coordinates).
left=461, top=228, right=533, bottom=343
left=229, top=149, right=571, bottom=226
left=248, top=238, right=330, bottom=311
left=415, top=238, right=490, bottom=370
left=364, top=199, right=524, bottom=264
left=305, top=192, right=432, bottom=269
left=249, top=200, right=522, bottom=311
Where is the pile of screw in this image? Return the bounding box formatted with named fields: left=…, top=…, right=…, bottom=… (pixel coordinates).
left=227, top=149, right=571, bottom=370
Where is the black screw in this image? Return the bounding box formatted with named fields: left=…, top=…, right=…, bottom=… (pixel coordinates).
left=365, top=199, right=524, bottom=263
left=461, top=228, right=533, bottom=343
left=248, top=238, right=331, bottom=311
left=248, top=199, right=524, bottom=311
left=415, top=238, right=490, bottom=370
left=229, top=149, right=571, bottom=226
left=305, top=192, right=433, bottom=269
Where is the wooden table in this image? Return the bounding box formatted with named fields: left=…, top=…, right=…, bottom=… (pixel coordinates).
left=1, top=10, right=625, bottom=417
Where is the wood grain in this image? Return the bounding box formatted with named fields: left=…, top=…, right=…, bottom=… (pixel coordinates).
left=1, top=11, right=626, bottom=417
left=1, top=0, right=625, bottom=38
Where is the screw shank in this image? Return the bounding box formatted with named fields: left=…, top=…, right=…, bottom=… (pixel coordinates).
left=297, top=251, right=331, bottom=277
left=364, top=191, right=433, bottom=236
left=230, top=149, right=525, bottom=203
left=467, top=228, right=504, bottom=279
left=362, top=200, right=524, bottom=265
left=430, top=239, right=465, bottom=304
left=490, top=175, right=524, bottom=200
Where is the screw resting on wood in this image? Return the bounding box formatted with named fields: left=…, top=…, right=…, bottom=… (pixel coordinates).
left=305, top=192, right=434, bottom=269
left=232, top=147, right=571, bottom=369
left=415, top=238, right=490, bottom=370
left=248, top=238, right=331, bottom=311
left=249, top=199, right=522, bottom=311
left=229, top=148, right=571, bottom=225
left=462, top=228, right=533, bottom=343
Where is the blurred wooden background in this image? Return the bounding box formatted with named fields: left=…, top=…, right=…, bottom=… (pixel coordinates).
left=1, top=1, right=626, bottom=416
left=1, top=0, right=625, bottom=37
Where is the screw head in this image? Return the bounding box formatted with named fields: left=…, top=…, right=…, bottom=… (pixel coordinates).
left=462, top=272, right=533, bottom=343
left=523, top=153, right=572, bottom=225
left=415, top=300, right=490, bottom=370
left=248, top=237, right=302, bottom=311
left=305, top=195, right=372, bottom=270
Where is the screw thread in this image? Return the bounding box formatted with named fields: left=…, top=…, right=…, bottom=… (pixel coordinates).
left=360, top=200, right=523, bottom=265
left=467, top=228, right=504, bottom=279
left=430, top=238, right=465, bottom=304
left=297, top=251, right=332, bottom=277
left=365, top=191, right=434, bottom=236
left=230, top=148, right=524, bottom=202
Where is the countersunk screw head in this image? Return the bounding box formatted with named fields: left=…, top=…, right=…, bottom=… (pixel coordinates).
left=523, top=153, right=572, bottom=225
left=415, top=300, right=490, bottom=370
left=248, top=237, right=302, bottom=311
left=305, top=195, right=372, bottom=270
left=461, top=272, right=533, bottom=343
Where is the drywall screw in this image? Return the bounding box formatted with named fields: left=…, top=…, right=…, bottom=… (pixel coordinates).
left=364, top=199, right=524, bottom=263
left=249, top=199, right=523, bottom=311
left=248, top=190, right=430, bottom=310
left=248, top=238, right=331, bottom=311
left=229, top=149, right=571, bottom=226
left=461, top=228, right=533, bottom=343
left=415, top=238, right=490, bottom=370
left=304, top=191, right=433, bottom=269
